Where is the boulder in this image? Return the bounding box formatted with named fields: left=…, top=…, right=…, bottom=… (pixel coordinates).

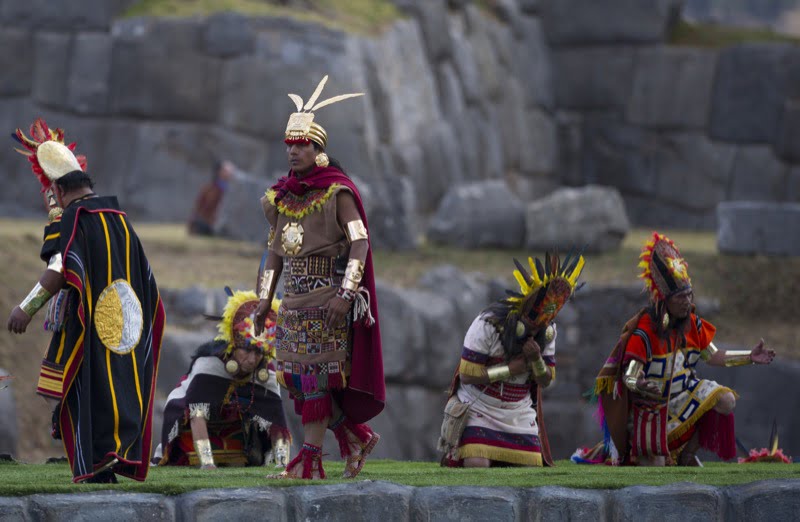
left=412, top=487, right=520, bottom=521
left=519, top=108, right=558, bottom=176
left=611, top=484, right=723, bottom=521
left=417, top=265, right=491, bottom=331
left=524, top=185, right=630, bottom=253
left=709, top=43, right=800, bottom=144
left=525, top=487, right=608, bottom=521
left=428, top=180, right=525, bottom=249
left=512, top=15, right=554, bottom=110
left=0, top=369, right=17, bottom=457
left=402, top=0, right=452, bottom=63
left=552, top=47, right=636, bottom=111
left=727, top=146, right=789, bottom=202
left=31, top=32, right=72, bottom=110
left=201, top=12, right=255, bottom=58
left=717, top=201, right=800, bottom=256
left=727, top=480, right=800, bottom=521
left=215, top=174, right=273, bottom=243
left=178, top=489, right=287, bottom=521
left=0, top=28, right=33, bottom=96
left=626, top=47, right=717, bottom=130
left=775, top=100, right=800, bottom=164
left=542, top=0, right=681, bottom=45
left=67, top=32, right=113, bottom=115
left=290, top=483, right=413, bottom=522
left=155, top=329, right=216, bottom=395
left=27, top=493, right=175, bottom=520
left=0, top=0, right=136, bottom=30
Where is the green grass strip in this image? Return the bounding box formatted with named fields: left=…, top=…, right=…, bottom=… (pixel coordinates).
left=0, top=460, right=797, bottom=496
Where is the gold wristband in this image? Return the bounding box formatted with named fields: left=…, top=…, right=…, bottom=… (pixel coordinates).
left=724, top=350, right=752, bottom=367
left=486, top=364, right=511, bottom=383
left=531, top=358, right=548, bottom=378
left=259, top=269, right=276, bottom=300
left=343, top=258, right=364, bottom=291
left=700, top=341, right=719, bottom=362
left=623, top=360, right=644, bottom=393
left=194, top=439, right=215, bottom=468
left=20, top=282, right=52, bottom=317
left=345, top=220, right=368, bottom=243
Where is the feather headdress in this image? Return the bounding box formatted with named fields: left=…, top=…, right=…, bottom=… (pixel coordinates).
left=214, top=288, right=280, bottom=358
left=638, top=232, right=691, bottom=302
left=284, top=75, right=364, bottom=149
left=12, top=118, right=86, bottom=192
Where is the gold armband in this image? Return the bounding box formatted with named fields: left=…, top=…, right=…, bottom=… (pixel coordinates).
left=486, top=364, right=511, bottom=383
left=46, top=253, right=63, bottom=274
left=259, top=269, right=276, bottom=300
left=623, top=360, right=644, bottom=393
left=700, top=342, right=719, bottom=362
left=531, top=358, right=548, bottom=378
left=342, top=258, right=364, bottom=291
left=724, top=349, right=752, bottom=367
left=345, top=220, right=368, bottom=243
left=19, top=282, right=53, bottom=317
left=194, top=439, right=215, bottom=468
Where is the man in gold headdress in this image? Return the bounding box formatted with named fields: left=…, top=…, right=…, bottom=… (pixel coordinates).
left=440, top=253, right=585, bottom=467
left=254, top=76, right=384, bottom=480
left=574, top=232, right=776, bottom=467
left=6, top=118, right=165, bottom=483
left=155, top=290, right=291, bottom=470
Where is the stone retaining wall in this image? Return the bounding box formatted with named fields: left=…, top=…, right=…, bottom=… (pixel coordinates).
left=1, top=480, right=798, bottom=521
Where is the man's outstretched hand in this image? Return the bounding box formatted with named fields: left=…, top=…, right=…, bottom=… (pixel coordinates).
left=750, top=338, right=776, bottom=365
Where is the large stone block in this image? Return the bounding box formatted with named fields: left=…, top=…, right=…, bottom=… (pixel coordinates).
left=627, top=47, right=717, bottom=130
left=524, top=185, right=630, bottom=253
left=179, top=488, right=287, bottom=521
left=710, top=43, right=800, bottom=144
left=418, top=265, right=491, bottom=332
left=542, top=0, right=681, bottom=45
left=611, top=483, right=724, bottom=521
left=449, top=14, right=485, bottom=106
left=201, top=11, right=255, bottom=58
left=109, top=19, right=223, bottom=121
left=553, top=47, right=636, bottom=111
left=215, top=173, right=274, bottom=243
left=289, top=482, right=413, bottom=522
left=0, top=497, right=27, bottom=522
left=512, top=15, right=553, bottom=110
left=412, top=487, right=521, bottom=521
left=0, top=369, right=17, bottom=456
left=717, top=201, right=800, bottom=256
left=428, top=180, right=525, bottom=249
left=32, top=32, right=72, bottom=110
left=775, top=100, right=800, bottom=164
left=67, top=32, right=113, bottom=115
left=416, top=122, right=464, bottom=213
left=519, top=108, right=557, bottom=175
left=156, top=328, right=215, bottom=395
left=726, top=480, right=800, bottom=521
left=727, top=146, right=789, bottom=202
left=0, top=0, right=136, bottom=30
left=0, top=28, right=33, bottom=96
left=404, top=0, right=452, bottom=63
left=27, top=493, right=175, bottom=521
left=525, top=486, right=608, bottom=521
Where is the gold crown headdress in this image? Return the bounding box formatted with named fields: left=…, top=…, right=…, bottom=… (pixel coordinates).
left=214, top=288, right=280, bottom=358
left=638, top=232, right=691, bottom=302
left=12, top=118, right=86, bottom=192
left=284, top=75, right=364, bottom=149
left=506, top=251, right=585, bottom=331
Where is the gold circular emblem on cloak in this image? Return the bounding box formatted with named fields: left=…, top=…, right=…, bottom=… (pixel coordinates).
left=94, top=279, right=143, bottom=355
left=281, top=222, right=304, bottom=255
left=257, top=368, right=270, bottom=383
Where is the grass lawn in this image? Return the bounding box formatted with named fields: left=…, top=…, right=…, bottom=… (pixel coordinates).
left=0, top=460, right=797, bottom=496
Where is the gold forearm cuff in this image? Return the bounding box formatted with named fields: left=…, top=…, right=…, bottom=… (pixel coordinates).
left=46, top=253, right=63, bottom=274
left=259, top=269, right=276, bottom=300
left=342, top=258, right=364, bottom=291
left=194, top=439, right=215, bottom=468
left=486, top=364, right=511, bottom=383
left=531, top=358, right=548, bottom=378
left=20, top=282, right=52, bottom=317
left=623, top=360, right=644, bottom=393
left=700, top=341, right=719, bottom=362
left=345, top=220, right=368, bottom=243
left=724, top=350, right=752, bottom=367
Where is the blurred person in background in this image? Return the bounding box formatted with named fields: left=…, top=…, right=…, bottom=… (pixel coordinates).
left=187, top=159, right=236, bottom=236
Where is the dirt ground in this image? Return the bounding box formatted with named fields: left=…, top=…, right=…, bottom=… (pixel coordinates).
left=1, top=220, right=798, bottom=463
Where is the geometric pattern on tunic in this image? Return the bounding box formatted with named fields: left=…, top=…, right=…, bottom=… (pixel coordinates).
left=283, top=255, right=343, bottom=295
left=276, top=307, right=349, bottom=355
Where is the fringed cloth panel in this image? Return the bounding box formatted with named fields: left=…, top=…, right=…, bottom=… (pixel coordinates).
left=458, top=426, right=543, bottom=466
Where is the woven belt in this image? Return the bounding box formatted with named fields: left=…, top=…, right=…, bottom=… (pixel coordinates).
left=284, top=255, right=343, bottom=295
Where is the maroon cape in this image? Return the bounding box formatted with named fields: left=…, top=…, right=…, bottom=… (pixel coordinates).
left=271, top=167, right=385, bottom=423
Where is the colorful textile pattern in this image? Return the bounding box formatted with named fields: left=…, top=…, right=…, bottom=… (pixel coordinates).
left=448, top=317, right=556, bottom=467
left=157, top=354, right=288, bottom=467
left=264, top=184, right=340, bottom=219
left=631, top=401, right=669, bottom=457
left=284, top=255, right=343, bottom=295
left=40, top=196, right=164, bottom=483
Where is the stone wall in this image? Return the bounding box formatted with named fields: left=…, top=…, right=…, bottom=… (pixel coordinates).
left=2, top=480, right=799, bottom=521
left=3, top=1, right=796, bottom=246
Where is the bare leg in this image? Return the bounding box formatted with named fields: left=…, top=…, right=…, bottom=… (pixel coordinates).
left=463, top=457, right=492, bottom=468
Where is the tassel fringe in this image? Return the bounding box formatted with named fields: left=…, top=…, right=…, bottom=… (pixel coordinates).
left=353, top=288, right=375, bottom=327
left=301, top=394, right=333, bottom=424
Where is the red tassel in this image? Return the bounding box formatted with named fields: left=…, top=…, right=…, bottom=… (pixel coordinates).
left=344, top=418, right=373, bottom=444
left=332, top=421, right=352, bottom=458
left=301, top=394, right=333, bottom=424
left=698, top=410, right=736, bottom=460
